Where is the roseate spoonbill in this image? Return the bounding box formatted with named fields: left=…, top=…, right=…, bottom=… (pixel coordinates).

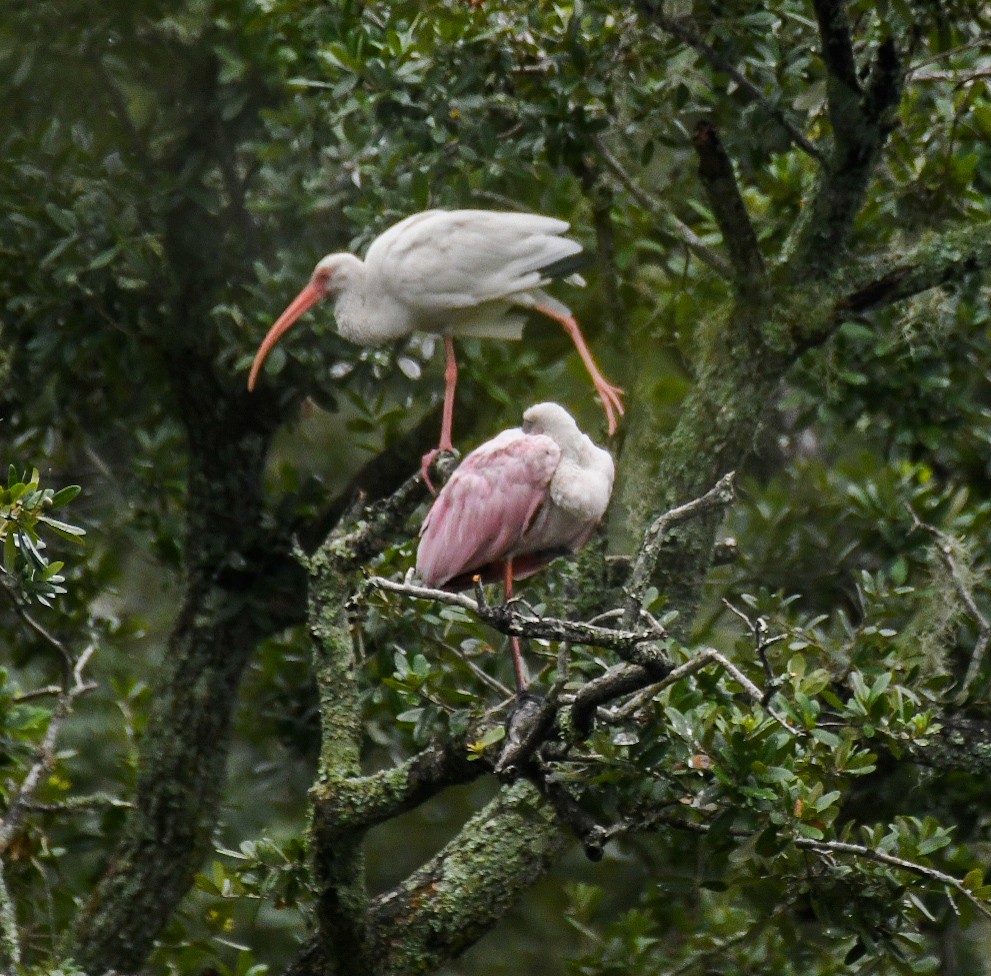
left=246, top=209, right=624, bottom=475
left=416, top=402, right=615, bottom=690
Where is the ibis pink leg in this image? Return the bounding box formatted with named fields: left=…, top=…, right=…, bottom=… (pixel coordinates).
left=421, top=336, right=459, bottom=492
left=504, top=559, right=529, bottom=692
left=534, top=305, right=625, bottom=436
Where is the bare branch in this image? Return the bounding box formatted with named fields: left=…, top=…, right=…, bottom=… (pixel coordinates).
left=623, top=472, right=736, bottom=628
left=908, top=38, right=991, bottom=73
left=909, top=69, right=991, bottom=86
left=722, top=599, right=785, bottom=700
left=795, top=836, right=991, bottom=924
left=0, top=644, right=97, bottom=856
left=692, top=121, right=767, bottom=287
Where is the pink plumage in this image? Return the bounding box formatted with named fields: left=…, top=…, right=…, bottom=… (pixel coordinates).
left=416, top=402, right=615, bottom=591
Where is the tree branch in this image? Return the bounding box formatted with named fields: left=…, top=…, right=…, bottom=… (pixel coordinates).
left=593, top=135, right=734, bottom=279
left=624, top=810, right=991, bottom=924
left=570, top=644, right=797, bottom=739
left=0, top=860, right=18, bottom=972
left=810, top=0, right=861, bottom=112
left=310, top=733, right=483, bottom=834
left=795, top=837, right=991, bottom=924
left=366, top=575, right=659, bottom=653
left=692, top=120, right=767, bottom=288
left=623, top=471, right=736, bottom=628
left=0, top=644, right=97, bottom=856
left=789, top=21, right=904, bottom=277
left=364, top=780, right=571, bottom=974
left=836, top=222, right=991, bottom=316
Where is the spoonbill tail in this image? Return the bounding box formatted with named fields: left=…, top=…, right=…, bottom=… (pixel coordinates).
left=416, top=402, right=615, bottom=690
left=247, top=209, right=624, bottom=474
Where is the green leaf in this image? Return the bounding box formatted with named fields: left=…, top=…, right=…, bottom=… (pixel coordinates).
left=38, top=514, right=86, bottom=538
left=51, top=484, right=82, bottom=508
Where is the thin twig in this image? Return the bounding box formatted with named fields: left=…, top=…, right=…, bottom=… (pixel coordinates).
left=0, top=644, right=97, bottom=856
left=909, top=69, right=991, bottom=86
left=908, top=39, right=991, bottom=73
left=722, top=598, right=785, bottom=700
left=18, top=792, right=133, bottom=814
left=13, top=685, right=64, bottom=702
left=794, top=837, right=991, bottom=924
left=0, top=576, right=75, bottom=675
left=615, top=810, right=991, bottom=923
left=440, top=640, right=514, bottom=699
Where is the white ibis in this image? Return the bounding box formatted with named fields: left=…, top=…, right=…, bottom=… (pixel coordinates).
left=416, top=401, right=615, bottom=690
left=247, top=209, right=624, bottom=477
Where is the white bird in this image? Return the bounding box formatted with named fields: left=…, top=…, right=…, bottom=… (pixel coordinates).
left=247, top=210, right=624, bottom=477
left=416, top=401, right=615, bottom=689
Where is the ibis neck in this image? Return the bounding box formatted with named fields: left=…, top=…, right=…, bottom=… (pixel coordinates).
left=332, top=259, right=414, bottom=345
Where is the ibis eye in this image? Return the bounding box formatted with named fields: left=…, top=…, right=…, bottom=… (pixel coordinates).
left=521, top=419, right=535, bottom=434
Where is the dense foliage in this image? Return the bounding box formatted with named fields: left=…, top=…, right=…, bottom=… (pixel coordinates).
left=2, top=1, right=991, bottom=974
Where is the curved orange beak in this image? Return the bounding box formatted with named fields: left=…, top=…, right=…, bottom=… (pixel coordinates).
left=247, top=281, right=324, bottom=391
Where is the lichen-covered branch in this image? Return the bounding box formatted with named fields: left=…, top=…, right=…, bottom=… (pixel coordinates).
left=366, top=575, right=658, bottom=651
left=364, top=779, right=572, bottom=975
left=0, top=860, right=18, bottom=972
left=836, top=221, right=991, bottom=316
left=310, top=733, right=482, bottom=834
left=305, top=553, right=370, bottom=972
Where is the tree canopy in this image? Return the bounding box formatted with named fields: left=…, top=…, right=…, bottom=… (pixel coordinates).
left=2, top=1, right=991, bottom=974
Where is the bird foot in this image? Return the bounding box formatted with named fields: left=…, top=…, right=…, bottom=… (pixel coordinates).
left=595, top=378, right=626, bottom=437
left=421, top=447, right=458, bottom=495
left=421, top=449, right=441, bottom=495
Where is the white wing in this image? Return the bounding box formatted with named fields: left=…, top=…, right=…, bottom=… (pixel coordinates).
left=364, top=209, right=583, bottom=312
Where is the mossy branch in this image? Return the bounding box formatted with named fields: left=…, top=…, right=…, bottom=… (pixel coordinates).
left=364, top=780, right=571, bottom=975
left=310, top=734, right=482, bottom=834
